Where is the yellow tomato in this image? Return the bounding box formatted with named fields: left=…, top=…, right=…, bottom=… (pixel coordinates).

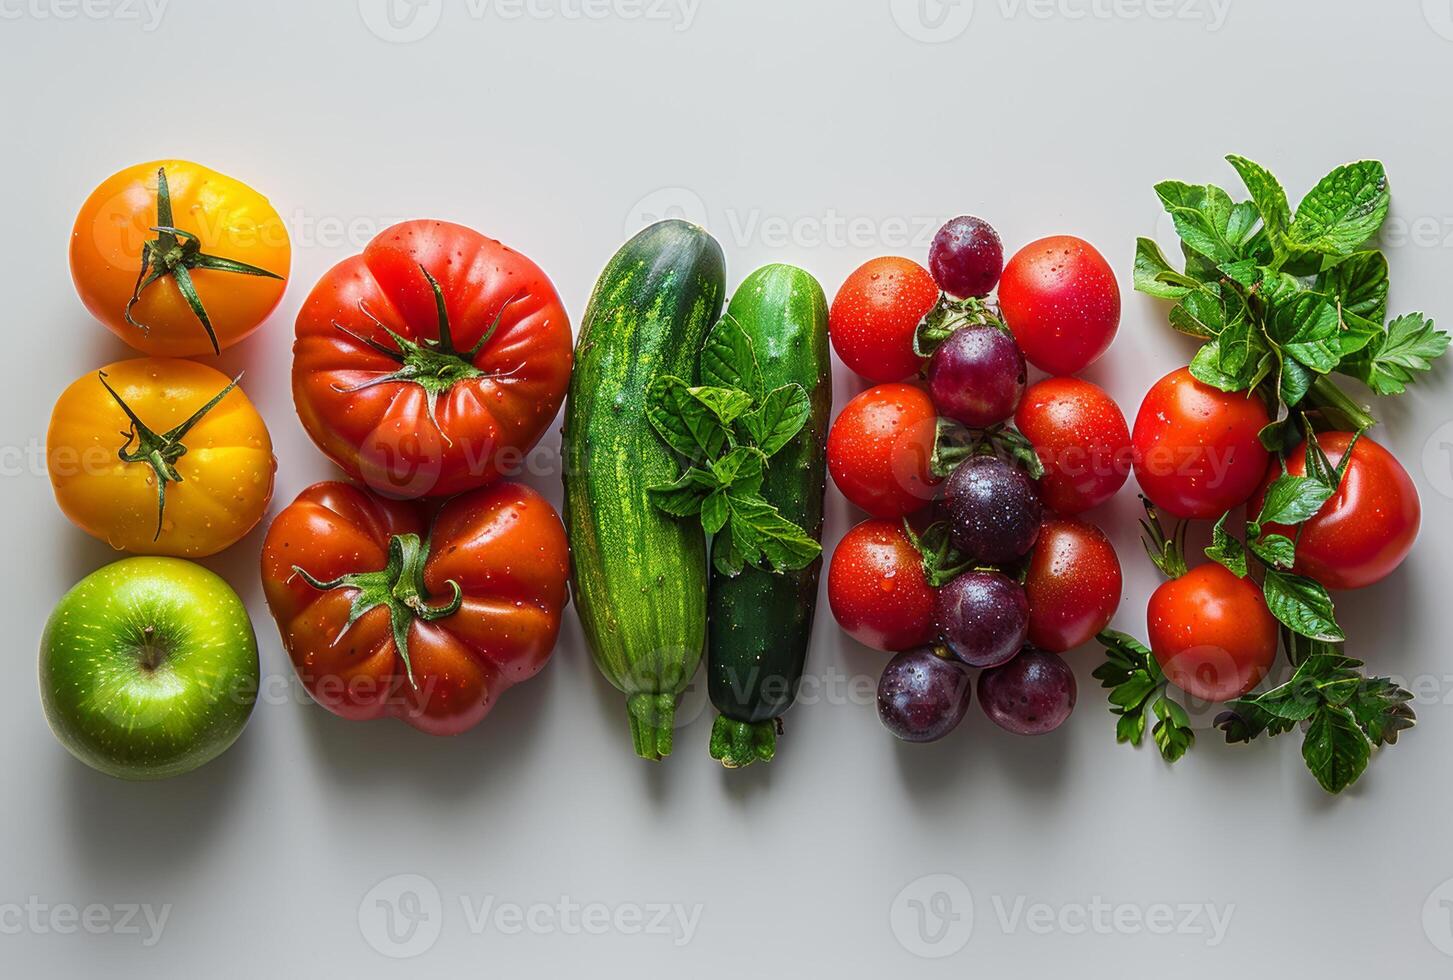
left=48, top=358, right=276, bottom=557
left=69, top=160, right=290, bottom=357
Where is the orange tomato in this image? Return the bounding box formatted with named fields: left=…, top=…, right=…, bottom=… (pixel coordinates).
left=70, top=160, right=290, bottom=356
left=47, top=358, right=276, bottom=557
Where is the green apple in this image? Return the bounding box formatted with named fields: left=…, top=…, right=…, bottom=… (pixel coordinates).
left=39, top=557, right=259, bottom=780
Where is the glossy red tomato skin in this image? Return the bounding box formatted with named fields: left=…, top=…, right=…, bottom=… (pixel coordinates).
left=293, top=220, right=572, bottom=499
left=827, top=383, right=939, bottom=518
left=1147, top=564, right=1278, bottom=703
left=1015, top=377, right=1131, bottom=513
left=998, top=236, right=1120, bottom=375
left=828, top=520, right=936, bottom=652
left=1132, top=367, right=1271, bottom=520
left=1025, top=517, right=1123, bottom=653
left=1257, top=432, right=1421, bottom=590
left=829, top=257, right=939, bottom=382
left=259, top=481, right=569, bottom=735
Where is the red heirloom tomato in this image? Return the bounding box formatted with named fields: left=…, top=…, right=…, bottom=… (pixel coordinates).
left=1147, top=563, right=1277, bottom=703
left=828, top=257, right=939, bottom=382
left=827, top=383, right=938, bottom=518
left=998, top=235, right=1120, bottom=375
left=1256, top=432, right=1421, bottom=590
left=1015, top=377, right=1131, bottom=513
left=293, top=220, right=572, bottom=499
left=1024, top=517, right=1123, bottom=653
left=260, top=481, right=569, bottom=735
left=828, top=519, right=936, bottom=652
left=1132, top=367, right=1270, bottom=520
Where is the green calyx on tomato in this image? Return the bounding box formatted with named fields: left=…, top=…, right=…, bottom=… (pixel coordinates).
left=125, top=166, right=285, bottom=354
left=97, top=368, right=241, bottom=541
left=292, top=532, right=462, bottom=689
left=912, top=293, right=1007, bottom=358
left=931, top=418, right=1045, bottom=482
left=331, top=265, right=515, bottom=443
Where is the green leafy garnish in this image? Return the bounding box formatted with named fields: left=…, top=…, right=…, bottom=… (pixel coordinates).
left=646, top=314, right=820, bottom=576
left=1092, top=630, right=1195, bottom=763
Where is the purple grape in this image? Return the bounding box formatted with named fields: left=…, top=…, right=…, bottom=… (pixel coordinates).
left=935, top=571, right=1029, bottom=668
left=927, top=325, right=1026, bottom=427
left=929, top=216, right=1004, bottom=298
left=978, top=649, right=1077, bottom=735
left=944, top=456, right=1043, bottom=563
left=877, top=647, right=974, bottom=743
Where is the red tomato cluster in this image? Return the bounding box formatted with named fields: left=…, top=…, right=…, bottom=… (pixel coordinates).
left=823, top=217, right=1131, bottom=743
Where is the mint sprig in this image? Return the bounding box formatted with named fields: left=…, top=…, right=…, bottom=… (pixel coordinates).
left=646, top=314, right=819, bottom=577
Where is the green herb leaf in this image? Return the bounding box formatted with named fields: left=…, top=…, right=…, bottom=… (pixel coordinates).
left=700, top=490, right=730, bottom=536
left=1320, top=251, right=1389, bottom=325
left=739, top=384, right=811, bottom=459
left=1287, top=160, right=1389, bottom=256
left=1342, top=313, right=1450, bottom=395
left=1155, top=181, right=1259, bottom=264
left=1168, top=288, right=1228, bottom=339
left=647, top=466, right=718, bottom=516
left=1262, top=569, right=1344, bottom=642
left=1151, top=695, right=1195, bottom=763
left=646, top=376, right=730, bottom=461
left=1215, top=700, right=1297, bottom=743
left=688, top=385, right=754, bottom=426
left=1205, top=512, right=1248, bottom=578
left=1226, top=154, right=1291, bottom=243
left=700, top=313, right=763, bottom=401
left=1133, top=238, right=1191, bottom=300
left=721, top=491, right=821, bottom=574
left=1249, top=533, right=1296, bottom=569
left=1093, top=630, right=1192, bottom=762
left=1256, top=472, right=1332, bottom=526
left=1349, top=677, right=1416, bottom=747
left=1301, top=706, right=1371, bottom=794
left=711, top=446, right=765, bottom=496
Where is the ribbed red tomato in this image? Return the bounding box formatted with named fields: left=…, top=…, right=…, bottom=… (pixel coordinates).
left=827, top=519, right=936, bottom=652
left=1015, top=377, right=1132, bottom=513
left=828, top=257, right=938, bottom=382
left=1147, top=563, right=1277, bottom=703
left=259, top=480, right=569, bottom=735
left=998, top=235, right=1120, bottom=375
left=1256, top=432, right=1421, bottom=590
left=292, top=220, right=572, bottom=499
left=1132, top=367, right=1271, bottom=520
left=1024, top=517, right=1123, bottom=652
left=827, top=383, right=938, bottom=518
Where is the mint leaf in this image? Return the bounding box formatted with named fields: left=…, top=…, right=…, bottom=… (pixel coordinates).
left=1249, top=532, right=1296, bottom=569
left=1205, top=512, right=1248, bottom=577
left=711, top=446, right=765, bottom=495
left=1262, top=569, right=1344, bottom=642
left=1168, top=288, right=1228, bottom=338
left=1301, top=706, right=1371, bottom=794
left=1226, top=154, right=1291, bottom=242
left=1256, top=472, right=1333, bottom=526
left=647, top=466, right=718, bottom=516
left=1288, top=161, right=1389, bottom=256
left=1155, top=181, right=1259, bottom=264
left=740, top=383, right=810, bottom=459
left=700, top=313, right=763, bottom=400
left=1133, top=238, right=1191, bottom=300
left=700, top=490, right=729, bottom=536
left=688, top=385, right=754, bottom=426
left=1264, top=289, right=1340, bottom=374
left=720, top=491, right=821, bottom=574
left=646, top=376, right=729, bottom=461
left=1342, top=312, right=1450, bottom=395
left=1320, top=251, right=1389, bottom=325
left=1279, top=358, right=1314, bottom=406
left=1189, top=340, right=1245, bottom=392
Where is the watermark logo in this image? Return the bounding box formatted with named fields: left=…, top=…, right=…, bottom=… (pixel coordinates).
left=1424, top=877, right=1453, bottom=956
left=1424, top=0, right=1453, bottom=41
left=358, top=0, right=445, bottom=42
left=890, top=874, right=974, bottom=958
left=1422, top=420, right=1453, bottom=500
left=0, top=898, right=170, bottom=947
left=624, top=186, right=711, bottom=238
left=0, top=0, right=170, bottom=30
left=359, top=874, right=444, bottom=959
left=890, top=0, right=975, bottom=42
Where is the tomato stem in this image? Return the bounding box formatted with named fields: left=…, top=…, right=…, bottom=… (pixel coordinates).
left=96, top=369, right=241, bottom=541
left=291, top=532, right=462, bottom=689
left=123, top=167, right=284, bottom=354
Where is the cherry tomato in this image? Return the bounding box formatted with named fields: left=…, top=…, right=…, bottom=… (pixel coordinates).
left=1132, top=367, right=1271, bottom=520
left=828, top=257, right=938, bottom=382
left=1147, top=563, right=1278, bottom=703
left=1015, top=377, right=1131, bottom=513
left=1256, top=432, right=1421, bottom=590
left=70, top=160, right=290, bottom=357
left=998, top=235, right=1120, bottom=375
left=1024, top=517, right=1123, bottom=653
left=827, top=519, right=936, bottom=652
left=827, top=384, right=938, bottom=518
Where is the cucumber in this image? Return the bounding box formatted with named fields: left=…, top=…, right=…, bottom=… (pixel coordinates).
left=563, top=220, right=726, bottom=761
left=706, top=264, right=831, bottom=767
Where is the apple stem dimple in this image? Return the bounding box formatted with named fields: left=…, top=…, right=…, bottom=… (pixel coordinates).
left=135, top=625, right=168, bottom=672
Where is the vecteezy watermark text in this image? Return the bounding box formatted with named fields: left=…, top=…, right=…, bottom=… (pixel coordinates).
left=358, top=0, right=700, bottom=43
left=0, top=0, right=169, bottom=30
left=0, top=898, right=170, bottom=946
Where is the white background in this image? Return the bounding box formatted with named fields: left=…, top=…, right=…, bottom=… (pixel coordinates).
left=3, top=0, right=1453, bottom=976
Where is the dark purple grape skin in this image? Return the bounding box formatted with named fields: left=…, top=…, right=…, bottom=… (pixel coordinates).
left=877, top=648, right=974, bottom=743
left=929, top=216, right=1004, bottom=298
left=935, top=571, right=1029, bottom=668
left=978, top=649, right=1077, bottom=735
left=944, top=456, right=1043, bottom=563
left=927, top=325, right=1026, bottom=427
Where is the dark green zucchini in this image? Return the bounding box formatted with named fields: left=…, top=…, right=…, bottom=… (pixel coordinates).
left=563, top=220, right=726, bottom=760
left=706, top=264, right=831, bottom=767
